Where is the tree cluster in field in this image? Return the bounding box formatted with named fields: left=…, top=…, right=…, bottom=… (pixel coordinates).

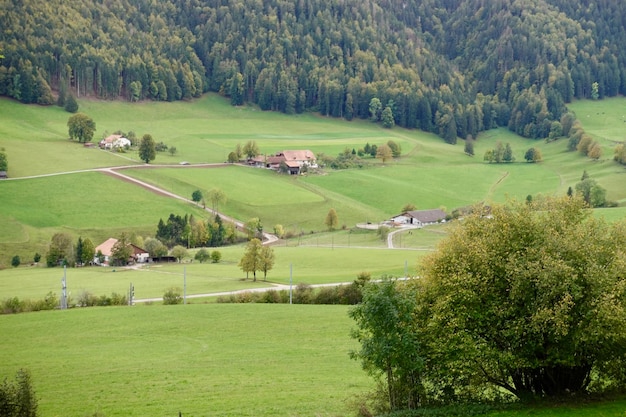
left=4, top=1, right=626, bottom=148
left=572, top=170, right=615, bottom=208
left=350, top=197, right=626, bottom=413
left=156, top=213, right=237, bottom=249
left=0, top=369, right=38, bottom=416
left=42, top=211, right=238, bottom=269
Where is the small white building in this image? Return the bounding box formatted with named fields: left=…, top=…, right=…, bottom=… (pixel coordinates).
left=99, top=134, right=131, bottom=150
left=391, top=209, right=447, bottom=227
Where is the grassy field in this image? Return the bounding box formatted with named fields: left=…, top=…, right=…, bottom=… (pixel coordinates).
left=0, top=244, right=423, bottom=301
left=0, top=93, right=624, bottom=265
left=2, top=94, right=626, bottom=416
left=1, top=305, right=625, bottom=417
left=0, top=304, right=373, bottom=417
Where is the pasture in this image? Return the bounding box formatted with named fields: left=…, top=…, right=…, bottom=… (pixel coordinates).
left=1, top=93, right=625, bottom=266
left=1, top=94, right=626, bottom=417
left=0, top=245, right=422, bottom=301
left=2, top=305, right=626, bottom=417
left=0, top=304, right=373, bottom=417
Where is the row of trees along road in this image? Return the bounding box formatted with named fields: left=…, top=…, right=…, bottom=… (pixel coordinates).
left=4, top=1, right=626, bottom=144
left=350, top=196, right=626, bottom=412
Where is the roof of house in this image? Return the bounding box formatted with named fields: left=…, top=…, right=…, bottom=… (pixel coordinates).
left=401, top=209, right=447, bottom=223
left=95, top=238, right=118, bottom=256
left=101, top=134, right=123, bottom=144
left=277, top=150, right=316, bottom=161
left=95, top=238, right=147, bottom=257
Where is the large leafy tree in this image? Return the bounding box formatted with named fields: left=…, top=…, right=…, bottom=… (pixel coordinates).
left=138, top=134, right=156, bottom=164
left=67, top=113, right=96, bottom=143
left=46, top=232, right=73, bottom=267
left=242, top=140, right=260, bottom=160
left=350, top=279, right=423, bottom=411
left=420, top=197, right=626, bottom=400
left=238, top=238, right=263, bottom=281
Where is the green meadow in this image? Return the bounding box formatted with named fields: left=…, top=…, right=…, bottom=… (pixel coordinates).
left=0, top=245, right=420, bottom=301
left=1, top=305, right=625, bottom=417
left=0, top=304, right=373, bottom=417
left=1, top=94, right=626, bottom=416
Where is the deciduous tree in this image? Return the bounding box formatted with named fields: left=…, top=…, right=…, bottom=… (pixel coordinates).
left=420, top=197, right=626, bottom=400
left=239, top=238, right=263, bottom=281
left=350, top=279, right=423, bottom=411
left=139, top=134, right=156, bottom=163
left=194, top=248, right=211, bottom=263
left=325, top=208, right=339, bottom=231
left=67, top=113, right=96, bottom=143
left=171, top=245, right=188, bottom=262
left=376, top=144, right=392, bottom=164
left=259, top=245, right=275, bottom=280
left=110, top=233, right=132, bottom=266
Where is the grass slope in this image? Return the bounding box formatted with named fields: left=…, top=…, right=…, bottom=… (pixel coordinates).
left=1, top=93, right=624, bottom=264
left=0, top=304, right=371, bottom=417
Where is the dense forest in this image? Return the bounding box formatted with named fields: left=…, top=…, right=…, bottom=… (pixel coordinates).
left=1, top=0, right=625, bottom=143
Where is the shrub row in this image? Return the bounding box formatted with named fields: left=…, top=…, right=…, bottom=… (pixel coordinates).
left=1, top=291, right=128, bottom=314
left=1, top=292, right=59, bottom=314
left=216, top=282, right=364, bottom=305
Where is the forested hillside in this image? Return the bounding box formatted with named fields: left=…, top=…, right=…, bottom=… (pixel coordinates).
left=1, top=0, right=625, bottom=143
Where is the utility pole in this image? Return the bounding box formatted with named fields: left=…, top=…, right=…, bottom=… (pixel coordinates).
left=60, top=266, right=67, bottom=310
left=289, top=264, right=293, bottom=305
left=129, top=283, right=134, bottom=306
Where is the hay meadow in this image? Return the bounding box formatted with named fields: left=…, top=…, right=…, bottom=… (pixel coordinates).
left=1, top=94, right=626, bottom=416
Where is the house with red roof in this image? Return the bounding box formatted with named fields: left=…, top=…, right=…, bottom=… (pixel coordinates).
left=250, top=149, right=317, bottom=174
left=94, top=238, right=150, bottom=265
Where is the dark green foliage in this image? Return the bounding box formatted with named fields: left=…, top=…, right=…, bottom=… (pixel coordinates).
left=156, top=214, right=189, bottom=248
left=191, top=190, right=203, bottom=203
left=464, top=137, right=474, bottom=156
left=0, top=369, right=38, bottom=417
left=64, top=93, right=78, bottom=113
left=32, top=253, right=40, bottom=263
left=2, top=0, right=626, bottom=147
left=0, top=151, right=7, bottom=172
left=11, top=255, right=20, bottom=268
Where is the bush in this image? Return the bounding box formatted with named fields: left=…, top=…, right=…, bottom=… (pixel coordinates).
left=260, top=289, right=281, bottom=303
left=0, top=368, right=38, bottom=417
left=2, top=297, right=24, bottom=314
left=163, top=287, right=183, bottom=305
left=210, top=250, right=222, bottom=263
left=314, top=286, right=341, bottom=304
left=293, top=283, right=313, bottom=304
left=11, top=255, right=20, bottom=268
